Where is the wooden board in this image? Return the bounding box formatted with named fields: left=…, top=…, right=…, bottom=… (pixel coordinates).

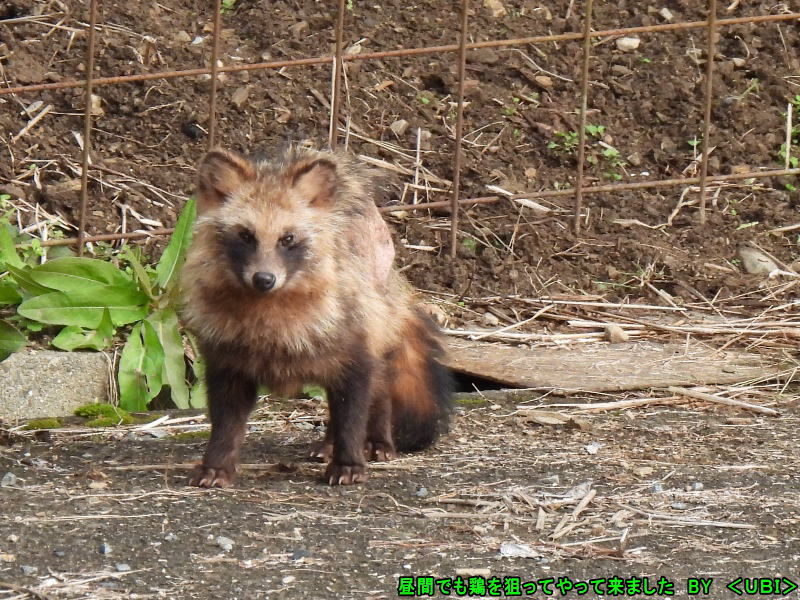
left=442, top=338, right=786, bottom=393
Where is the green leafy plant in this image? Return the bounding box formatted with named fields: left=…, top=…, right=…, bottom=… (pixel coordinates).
left=585, top=124, right=605, bottom=138
left=220, top=0, right=237, bottom=13
left=0, top=319, right=25, bottom=361
left=547, top=130, right=579, bottom=154
left=1, top=199, right=202, bottom=412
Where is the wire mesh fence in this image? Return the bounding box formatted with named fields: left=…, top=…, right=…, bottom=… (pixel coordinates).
left=1, top=1, right=799, bottom=255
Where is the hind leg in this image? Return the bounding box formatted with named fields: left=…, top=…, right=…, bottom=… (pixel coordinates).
left=365, top=391, right=396, bottom=462
left=310, top=407, right=394, bottom=462
left=309, top=428, right=333, bottom=462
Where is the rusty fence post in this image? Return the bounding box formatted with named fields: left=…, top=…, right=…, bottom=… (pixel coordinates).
left=76, top=0, right=99, bottom=256
left=449, top=0, right=470, bottom=258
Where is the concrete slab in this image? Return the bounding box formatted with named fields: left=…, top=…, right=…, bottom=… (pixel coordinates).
left=0, top=350, right=110, bottom=421
left=442, top=338, right=785, bottom=393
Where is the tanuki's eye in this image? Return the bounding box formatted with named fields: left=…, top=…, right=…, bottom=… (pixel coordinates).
left=238, top=229, right=256, bottom=244
left=279, top=233, right=295, bottom=248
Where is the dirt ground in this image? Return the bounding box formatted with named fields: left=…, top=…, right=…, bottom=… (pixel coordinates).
left=1, top=393, right=799, bottom=600
left=2, top=1, right=800, bottom=598
left=1, top=0, right=799, bottom=310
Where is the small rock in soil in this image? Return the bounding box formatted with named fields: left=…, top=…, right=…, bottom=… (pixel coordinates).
left=174, top=30, right=192, bottom=43
left=21, top=565, right=38, bottom=575
left=164, top=533, right=178, bottom=542
left=533, top=75, right=553, bottom=89
left=469, top=48, right=500, bottom=65
left=732, top=57, right=746, bottom=68
left=671, top=502, right=688, bottom=510
left=0, top=472, right=17, bottom=487
left=659, top=7, right=674, bottom=21
left=651, top=482, right=664, bottom=493
left=53, top=550, right=65, bottom=557
left=604, top=324, right=629, bottom=343
left=415, top=486, right=429, bottom=498
left=182, top=122, right=204, bottom=140
left=689, top=482, right=704, bottom=491
left=116, top=563, right=132, bottom=572
left=231, top=86, right=250, bottom=110
left=626, top=152, right=642, bottom=167
left=291, top=548, right=311, bottom=561
left=390, top=119, right=409, bottom=137
left=483, top=0, right=507, bottom=18
left=99, top=542, right=112, bottom=555
left=737, top=246, right=778, bottom=275
left=482, top=312, right=500, bottom=327
left=215, top=536, right=234, bottom=552
left=616, top=37, right=641, bottom=52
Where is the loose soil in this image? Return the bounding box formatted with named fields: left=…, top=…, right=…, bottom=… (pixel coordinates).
left=1, top=395, right=799, bottom=599
left=1, top=1, right=800, bottom=598
left=1, top=0, right=799, bottom=310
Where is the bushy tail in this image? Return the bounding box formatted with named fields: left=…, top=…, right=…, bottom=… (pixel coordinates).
left=389, top=308, right=453, bottom=452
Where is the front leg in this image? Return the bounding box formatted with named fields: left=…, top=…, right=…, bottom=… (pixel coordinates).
left=191, top=364, right=258, bottom=488
left=325, top=358, right=373, bottom=485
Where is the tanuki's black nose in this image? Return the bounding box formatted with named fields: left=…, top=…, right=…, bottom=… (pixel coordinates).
left=252, top=271, right=276, bottom=292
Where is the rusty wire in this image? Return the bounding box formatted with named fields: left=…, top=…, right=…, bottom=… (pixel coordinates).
left=449, top=0, right=470, bottom=259
left=573, top=0, right=594, bottom=236
left=698, top=0, right=719, bottom=225
left=329, top=0, right=346, bottom=149
left=33, top=167, right=799, bottom=248
left=207, top=0, right=223, bottom=149
left=1, top=5, right=798, bottom=251
left=3, top=13, right=798, bottom=98
left=76, top=0, right=99, bottom=257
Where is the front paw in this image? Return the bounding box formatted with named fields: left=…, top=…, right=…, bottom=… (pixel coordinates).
left=325, top=462, right=368, bottom=485
left=190, top=464, right=236, bottom=488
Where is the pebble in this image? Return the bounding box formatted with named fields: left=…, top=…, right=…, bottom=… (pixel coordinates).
left=689, top=482, right=704, bottom=491
left=115, top=563, right=131, bottom=572
left=671, top=502, right=688, bottom=510
left=737, top=246, right=778, bottom=275
left=415, top=486, right=429, bottom=498
left=6, top=534, right=18, bottom=543
left=231, top=86, right=250, bottom=109
left=174, top=30, right=192, bottom=44
left=215, top=536, right=234, bottom=552
left=651, top=482, right=664, bottom=493
left=616, top=37, right=641, bottom=52
left=181, top=122, right=204, bottom=140
left=482, top=312, right=500, bottom=327
left=282, top=575, right=296, bottom=584
left=604, top=323, right=629, bottom=343
left=0, top=472, right=17, bottom=487
left=390, top=119, right=409, bottom=137
left=21, top=565, right=38, bottom=575
left=659, top=7, right=674, bottom=21
left=99, top=542, right=112, bottom=555
left=291, top=548, right=311, bottom=561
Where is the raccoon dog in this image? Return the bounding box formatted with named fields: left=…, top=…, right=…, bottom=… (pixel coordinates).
left=181, top=146, right=452, bottom=487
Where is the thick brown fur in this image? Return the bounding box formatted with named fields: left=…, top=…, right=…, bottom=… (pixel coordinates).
left=182, top=146, right=452, bottom=487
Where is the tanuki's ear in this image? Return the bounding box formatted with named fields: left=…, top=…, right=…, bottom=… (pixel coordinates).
left=196, top=149, right=256, bottom=212
left=289, top=159, right=338, bottom=207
